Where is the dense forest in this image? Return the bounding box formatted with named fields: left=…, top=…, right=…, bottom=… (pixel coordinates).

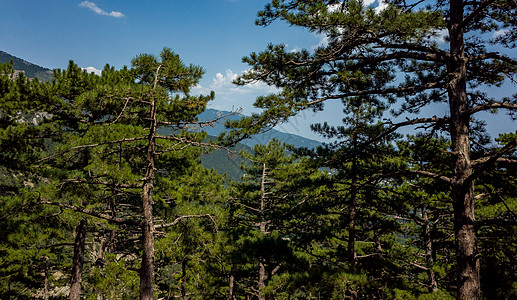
left=1, top=0, right=516, bottom=299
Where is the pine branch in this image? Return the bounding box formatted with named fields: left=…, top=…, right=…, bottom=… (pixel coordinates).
left=39, top=200, right=139, bottom=226
left=467, top=52, right=517, bottom=66
left=465, top=102, right=517, bottom=116
left=157, top=110, right=241, bottom=129
left=37, top=137, right=147, bottom=163
left=305, top=82, right=445, bottom=106
left=472, top=157, right=517, bottom=166
left=368, top=116, right=448, bottom=145
left=497, top=194, right=517, bottom=220
left=381, top=169, right=452, bottom=184
left=61, top=178, right=142, bottom=189
left=462, top=0, right=498, bottom=28
left=154, top=135, right=236, bottom=156
left=467, top=138, right=517, bottom=184
left=475, top=218, right=517, bottom=227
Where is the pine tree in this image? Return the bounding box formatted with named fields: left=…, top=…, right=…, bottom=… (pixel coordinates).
left=2, top=48, right=222, bottom=299
left=223, top=1, right=517, bottom=298
left=229, top=139, right=326, bottom=299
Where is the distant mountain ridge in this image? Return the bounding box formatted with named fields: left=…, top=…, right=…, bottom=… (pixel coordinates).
left=0, top=50, right=52, bottom=81
left=2, top=50, right=321, bottom=180
left=199, top=108, right=321, bottom=149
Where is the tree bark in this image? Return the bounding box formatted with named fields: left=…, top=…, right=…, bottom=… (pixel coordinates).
left=348, top=148, right=358, bottom=262
left=181, top=258, right=188, bottom=300
left=228, top=268, right=235, bottom=300
left=448, top=0, right=480, bottom=298
left=43, top=256, right=50, bottom=300
left=258, top=162, right=267, bottom=300
left=70, top=219, right=87, bottom=300
left=422, top=207, right=438, bottom=293
left=140, top=67, right=161, bottom=300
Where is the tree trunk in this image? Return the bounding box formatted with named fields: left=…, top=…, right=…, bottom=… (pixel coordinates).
left=448, top=1, right=480, bottom=298
left=181, top=258, right=188, bottom=300
left=258, top=162, right=267, bottom=300
left=43, top=256, right=50, bottom=300
left=228, top=268, right=235, bottom=300
left=70, top=219, right=87, bottom=300
left=258, top=258, right=266, bottom=300
left=348, top=152, right=358, bottom=262
left=422, top=207, right=438, bottom=293
left=140, top=67, right=161, bottom=300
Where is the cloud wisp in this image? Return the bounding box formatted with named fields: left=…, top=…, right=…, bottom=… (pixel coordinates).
left=79, top=1, right=125, bottom=18
left=82, top=67, right=102, bottom=76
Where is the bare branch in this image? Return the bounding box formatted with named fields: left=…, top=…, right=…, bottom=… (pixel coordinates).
left=498, top=194, right=517, bottom=220
left=154, top=214, right=217, bottom=230
left=106, top=97, right=134, bottom=125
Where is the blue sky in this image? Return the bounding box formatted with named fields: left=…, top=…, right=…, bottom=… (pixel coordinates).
left=1, top=0, right=514, bottom=142
left=1, top=0, right=339, bottom=140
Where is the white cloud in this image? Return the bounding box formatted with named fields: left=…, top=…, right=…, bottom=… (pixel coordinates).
left=374, top=0, right=388, bottom=13
left=82, top=66, right=102, bottom=75
left=192, top=69, right=279, bottom=114
left=79, top=1, right=125, bottom=18
left=202, top=69, right=277, bottom=95
left=428, top=28, right=448, bottom=44
left=311, top=33, right=329, bottom=51
left=493, top=29, right=508, bottom=38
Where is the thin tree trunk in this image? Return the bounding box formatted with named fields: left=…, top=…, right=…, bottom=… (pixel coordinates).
left=448, top=1, right=480, bottom=298
left=422, top=207, right=438, bottom=293
left=140, top=66, right=161, bottom=300
left=43, top=256, right=50, bottom=300
left=348, top=150, right=358, bottom=262
left=228, top=268, right=235, bottom=300
left=258, top=162, right=267, bottom=300
left=70, top=219, right=87, bottom=300
left=181, top=258, right=188, bottom=300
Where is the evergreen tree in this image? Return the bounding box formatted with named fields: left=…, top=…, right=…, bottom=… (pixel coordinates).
left=222, top=1, right=517, bottom=298
left=229, top=139, right=326, bottom=299
left=1, top=48, right=224, bottom=299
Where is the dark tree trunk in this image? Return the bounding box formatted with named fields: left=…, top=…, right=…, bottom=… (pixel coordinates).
left=181, top=258, right=188, bottom=300
left=70, top=219, right=87, bottom=300
left=140, top=68, right=160, bottom=300
left=348, top=152, right=358, bottom=262
left=258, top=162, right=267, bottom=300
left=422, top=207, right=438, bottom=293
left=448, top=0, right=480, bottom=298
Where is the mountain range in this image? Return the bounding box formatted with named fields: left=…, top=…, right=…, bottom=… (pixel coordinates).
left=0, top=50, right=53, bottom=81
left=1, top=50, right=321, bottom=179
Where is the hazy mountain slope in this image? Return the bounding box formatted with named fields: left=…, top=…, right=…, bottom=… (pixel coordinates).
left=199, top=108, right=321, bottom=149
left=0, top=50, right=52, bottom=81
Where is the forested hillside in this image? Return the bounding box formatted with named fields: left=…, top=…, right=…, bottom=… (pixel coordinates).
left=0, top=50, right=52, bottom=81
left=0, top=0, right=516, bottom=299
